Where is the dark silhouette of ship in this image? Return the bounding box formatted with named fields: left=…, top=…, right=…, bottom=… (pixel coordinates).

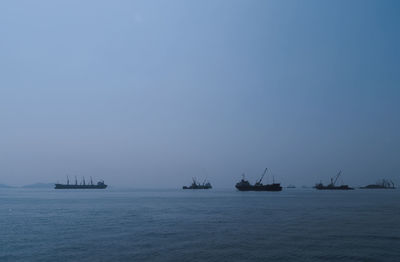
left=183, top=178, right=212, bottom=189
left=315, top=171, right=353, bottom=190
left=235, top=168, right=282, bottom=191
left=55, top=176, right=107, bottom=189
left=360, top=179, right=396, bottom=189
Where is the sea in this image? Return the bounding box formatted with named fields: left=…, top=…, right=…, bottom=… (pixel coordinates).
left=1, top=188, right=399, bottom=262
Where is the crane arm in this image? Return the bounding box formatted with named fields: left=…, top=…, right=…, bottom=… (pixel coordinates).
left=333, top=171, right=341, bottom=185
left=257, top=168, right=268, bottom=184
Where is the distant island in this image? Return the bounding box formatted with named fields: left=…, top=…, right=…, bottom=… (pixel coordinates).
left=22, top=183, right=54, bottom=188
left=0, top=183, right=55, bottom=188
left=0, top=184, right=15, bottom=188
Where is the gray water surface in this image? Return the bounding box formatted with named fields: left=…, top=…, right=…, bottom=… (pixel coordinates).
left=1, top=188, right=399, bottom=262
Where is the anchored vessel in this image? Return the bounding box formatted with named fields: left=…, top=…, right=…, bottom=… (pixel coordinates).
left=235, top=168, right=282, bottom=191
left=55, top=176, right=107, bottom=189
left=183, top=178, right=212, bottom=189
left=360, top=179, right=396, bottom=189
left=315, top=171, right=353, bottom=190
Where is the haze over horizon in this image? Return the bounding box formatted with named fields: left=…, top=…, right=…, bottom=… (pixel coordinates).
left=1, top=0, right=399, bottom=188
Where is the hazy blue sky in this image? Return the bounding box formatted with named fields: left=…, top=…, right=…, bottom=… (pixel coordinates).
left=0, top=0, right=399, bottom=187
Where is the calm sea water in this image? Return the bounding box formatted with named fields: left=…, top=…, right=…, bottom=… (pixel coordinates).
left=1, top=188, right=399, bottom=262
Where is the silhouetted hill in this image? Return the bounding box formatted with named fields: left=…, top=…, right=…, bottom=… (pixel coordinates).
left=0, top=184, right=15, bottom=188
left=22, top=183, right=54, bottom=188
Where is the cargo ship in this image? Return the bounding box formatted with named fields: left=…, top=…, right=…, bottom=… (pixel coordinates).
left=183, top=178, right=212, bottom=189
left=235, top=168, right=282, bottom=191
left=360, top=179, right=396, bottom=189
left=55, top=176, right=107, bottom=189
left=314, top=171, right=353, bottom=190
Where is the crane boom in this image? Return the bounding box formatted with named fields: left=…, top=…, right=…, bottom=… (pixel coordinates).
left=333, top=171, right=342, bottom=185
left=257, top=168, right=268, bottom=184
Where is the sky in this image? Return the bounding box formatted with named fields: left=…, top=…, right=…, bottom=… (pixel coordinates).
left=0, top=0, right=399, bottom=188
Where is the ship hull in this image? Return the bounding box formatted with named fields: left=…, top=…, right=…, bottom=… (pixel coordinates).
left=182, top=186, right=211, bottom=189
left=315, top=186, right=353, bottom=190
left=55, top=184, right=107, bottom=189
left=235, top=184, right=282, bottom=192
left=360, top=185, right=395, bottom=189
